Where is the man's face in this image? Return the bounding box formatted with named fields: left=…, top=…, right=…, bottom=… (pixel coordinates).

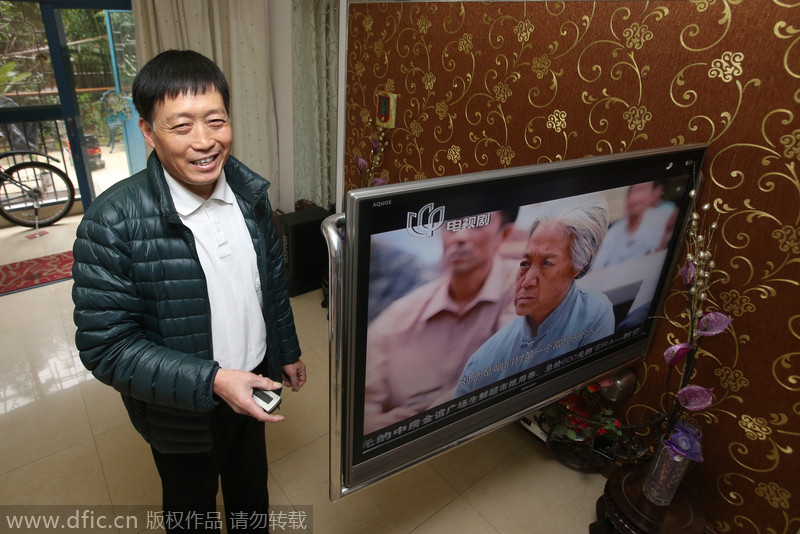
left=139, top=89, right=232, bottom=199
left=441, top=215, right=506, bottom=276
left=626, top=183, right=657, bottom=219
left=514, top=221, right=579, bottom=325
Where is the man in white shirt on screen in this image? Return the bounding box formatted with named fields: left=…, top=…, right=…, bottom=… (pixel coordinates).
left=593, top=181, right=676, bottom=269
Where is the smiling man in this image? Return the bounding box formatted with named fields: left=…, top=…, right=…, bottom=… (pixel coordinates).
left=140, top=89, right=232, bottom=197
left=72, top=50, right=305, bottom=534
left=454, top=199, right=614, bottom=397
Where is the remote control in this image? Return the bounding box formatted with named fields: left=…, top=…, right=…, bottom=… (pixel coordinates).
left=253, top=389, right=282, bottom=414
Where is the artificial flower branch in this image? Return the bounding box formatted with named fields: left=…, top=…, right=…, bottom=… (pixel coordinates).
left=354, top=123, right=387, bottom=188
left=661, top=194, right=731, bottom=454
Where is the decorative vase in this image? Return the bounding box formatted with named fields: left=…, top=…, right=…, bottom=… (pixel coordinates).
left=642, top=436, right=692, bottom=506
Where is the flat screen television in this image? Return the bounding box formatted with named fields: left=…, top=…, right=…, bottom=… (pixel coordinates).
left=322, top=144, right=706, bottom=500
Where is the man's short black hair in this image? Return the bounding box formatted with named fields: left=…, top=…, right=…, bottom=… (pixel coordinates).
left=498, top=207, right=519, bottom=225
left=132, top=49, right=230, bottom=124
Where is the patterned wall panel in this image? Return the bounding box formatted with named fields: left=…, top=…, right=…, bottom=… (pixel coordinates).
left=344, top=2, right=799, bottom=531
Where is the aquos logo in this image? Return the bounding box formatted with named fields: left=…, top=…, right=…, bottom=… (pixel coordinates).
left=406, top=203, right=445, bottom=238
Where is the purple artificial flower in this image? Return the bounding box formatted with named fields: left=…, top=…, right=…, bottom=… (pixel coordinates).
left=663, top=343, right=693, bottom=367
left=677, top=384, right=713, bottom=411
left=355, top=156, right=369, bottom=174
left=680, top=262, right=696, bottom=287
left=696, top=312, right=732, bottom=337
left=665, top=420, right=703, bottom=462
left=371, top=138, right=381, bottom=154
left=368, top=176, right=387, bottom=187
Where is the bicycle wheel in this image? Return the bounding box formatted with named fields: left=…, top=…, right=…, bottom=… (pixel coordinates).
left=0, top=161, right=75, bottom=227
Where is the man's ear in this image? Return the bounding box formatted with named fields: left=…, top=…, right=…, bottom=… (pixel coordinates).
left=575, top=260, right=591, bottom=280
left=139, top=117, right=156, bottom=149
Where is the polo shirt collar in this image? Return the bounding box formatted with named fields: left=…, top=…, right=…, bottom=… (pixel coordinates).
left=164, top=169, right=234, bottom=216
left=421, top=256, right=509, bottom=321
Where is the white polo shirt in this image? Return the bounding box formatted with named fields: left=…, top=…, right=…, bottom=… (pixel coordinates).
left=165, top=169, right=267, bottom=372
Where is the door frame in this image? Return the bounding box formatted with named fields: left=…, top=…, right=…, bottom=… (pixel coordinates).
left=4, top=0, right=132, bottom=209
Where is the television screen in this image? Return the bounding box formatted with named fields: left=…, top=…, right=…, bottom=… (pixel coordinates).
left=323, top=144, right=706, bottom=499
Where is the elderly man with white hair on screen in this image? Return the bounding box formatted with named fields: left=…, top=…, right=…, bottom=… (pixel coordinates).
left=454, top=197, right=614, bottom=397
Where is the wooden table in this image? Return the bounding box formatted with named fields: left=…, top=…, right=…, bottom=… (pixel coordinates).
left=590, top=467, right=705, bottom=533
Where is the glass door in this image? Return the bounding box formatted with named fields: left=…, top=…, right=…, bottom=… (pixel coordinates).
left=57, top=5, right=142, bottom=197
left=106, top=10, right=146, bottom=179
left=0, top=0, right=134, bottom=211
left=0, top=2, right=71, bottom=181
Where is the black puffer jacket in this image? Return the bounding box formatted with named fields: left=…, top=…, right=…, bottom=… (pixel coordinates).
left=72, top=153, right=301, bottom=453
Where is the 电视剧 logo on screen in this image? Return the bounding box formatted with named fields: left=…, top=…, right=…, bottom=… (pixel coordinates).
left=406, top=203, right=445, bottom=238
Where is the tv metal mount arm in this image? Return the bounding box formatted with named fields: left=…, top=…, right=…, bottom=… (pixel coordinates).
left=321, top=212, right=347, bottom=501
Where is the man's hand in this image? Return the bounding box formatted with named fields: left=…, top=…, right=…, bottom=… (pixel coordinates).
left=213, top=369, right=285, bottom=423
left=282, top=360, right=307, bottom=392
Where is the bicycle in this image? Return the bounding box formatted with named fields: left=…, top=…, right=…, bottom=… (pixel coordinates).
left=0, top=149, right=75, bottom=228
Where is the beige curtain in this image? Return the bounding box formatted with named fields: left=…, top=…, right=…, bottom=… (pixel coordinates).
left=131, top=0, right=280, bottom=206
left=292, top=0, right=339, bottom=209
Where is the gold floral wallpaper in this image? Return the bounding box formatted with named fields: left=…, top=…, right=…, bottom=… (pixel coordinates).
left=344, top=1, right=800, bottom=531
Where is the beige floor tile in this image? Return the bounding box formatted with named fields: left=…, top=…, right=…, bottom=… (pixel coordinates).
left=289, top=289, right=327, bottom=317
left=53, top=279, right=76, bottom=316
left=0, top=320, right=71, bottom=391
left=63, top=314, right=82, bottom=366
left=266, top=345, right=329, bottom=463
left=0, top=228, right=50, bottom=265
left=411, top=496, right=498, bottom=534
left=427, top=422, right=531, bottom=493
left=0, top=379, right=92, bottom=474
left=79, top=376, right=129, bottom=436
left=462, top=438, right=606, bottom=534
left=39, top=217, right=80, bottom=256
left=0, top=214, right=78, bottom=265
left=94, top=423, right=162, bottom=507
left=0, top=283, right=64, bottom=333
left=290, top=289, right=330, bottom=353
left=0, top=314, right=81, bottom=411
left=72, top=355, right=95, bottom=383
left=270, top=435, right=458, bottom=534
left=15, top=314, right=74, bottom=365
left=268, top=470, right=291, bottom=507
left=0, top=438, right=110, bottom=505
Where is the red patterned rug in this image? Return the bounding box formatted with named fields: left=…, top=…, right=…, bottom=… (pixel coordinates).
left=0, top=251, right=74, bottom=296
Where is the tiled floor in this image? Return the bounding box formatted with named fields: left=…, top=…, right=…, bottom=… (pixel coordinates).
left=0, top=215, right=607, bottom=533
